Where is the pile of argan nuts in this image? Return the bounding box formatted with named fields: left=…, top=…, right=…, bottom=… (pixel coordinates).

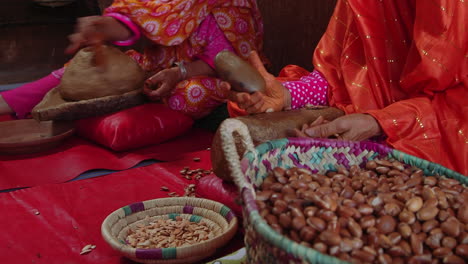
left=127, top=216, right=213, bottom=249
left=255, top=159, right=468, bottom=264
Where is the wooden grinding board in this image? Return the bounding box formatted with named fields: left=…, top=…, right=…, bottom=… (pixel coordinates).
left=211, top=107, right=345, bottom=181
left=31, top=86, right=145, bottom=121
left=0, top=119, right=75, bottom=155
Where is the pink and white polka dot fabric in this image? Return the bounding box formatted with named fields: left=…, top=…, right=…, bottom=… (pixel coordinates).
left=282, top=70, right=329, bottom=109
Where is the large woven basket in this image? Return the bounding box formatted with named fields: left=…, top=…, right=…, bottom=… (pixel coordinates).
left=219, top=119, right=467, bottom=264
left=101, top=197, right=238, bottom=264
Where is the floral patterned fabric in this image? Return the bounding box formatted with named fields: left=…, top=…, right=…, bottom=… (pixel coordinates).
left=104, top=0, right=264, bottom=119
left=164, top=76, right=228, bottom=119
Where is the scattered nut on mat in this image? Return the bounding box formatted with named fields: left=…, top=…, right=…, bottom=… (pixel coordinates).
left=179, top=166, right=213, bottom=181
left=183, top=184, right=197, bottom=197
left=193, top=157, right=201, bottom=162
left=80, top=244, right=96, bottom=255
left=160, top=186, right=169, bottom=192
left=168, top=192, right=179, bottom=197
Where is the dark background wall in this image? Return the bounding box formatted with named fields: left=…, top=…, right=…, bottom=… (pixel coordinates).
left=0, top=0, right=100, bottom=84
left=0, top=0, right=336, bottom=84
left=257, top=0, right=336, bottom=74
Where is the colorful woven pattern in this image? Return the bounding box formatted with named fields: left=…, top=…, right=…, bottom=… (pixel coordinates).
left=101, top=197, right=238, bottom=264
left=238, top=137, right=466, bottom=264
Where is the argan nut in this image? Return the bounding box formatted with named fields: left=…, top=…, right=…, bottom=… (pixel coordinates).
left=351, top=250, right=375, bottom=263
left=441, top=217, right=461, bottom=237
left=265, top=214, right=279, bottom=225
left=313, top=242, right=328, bottom=254
left=410, top=233, right=423, bottom=255
left=278, top=214, right=292, bottom=229
left=442, top=236, right=457, bottom=249
left=358, top=204, right=374, bottom=215
left=378, top=234, right=393, bottom=249
left=299, top=226, right=316, bottom=242
left=399, top=210, right=416, bottom=224
left=433, top=247, right=453, bottom=259
left=424, top=176, right=437, bottom=186
left=291, top=216, right=306, bottom=231
left=417, top=206, right=439, bottom=221
left=422, top=219, right=439, bottom=233
left=407, top=255, right=432, bottom=264
left=442, top=255, right=465, bottom=264
left=387, top=246, right=407, bottom=257
left=455, top=244, right=468, bottom=258
left=360, top=215, right=376, bottom=229
left=256, top=190, right=273, bottom=201
left=377, top=215, right=397, bottom=234
left=384, top=202, right=402, bottom=217
left=425, top=234, right=442, bottom=249
left=388, top=232, right=402, bottom=245
left=365, top=160, right=377, bottom=170
left=457, top=204, right=468, bottom=224
left=398, top=223, right=412, bottom=238
left=406, top=196, right=423, bottom=212
left=304, top=206, right=318, bottom=217
left=348, top=218, right=363, bottom=238
left=377, top=254, right=393, bottom=264
left=319, top=231, right=341, bottom=246
left=306, top=216, right=326, bottom=232
left=339, top=238, right=354, bottom=252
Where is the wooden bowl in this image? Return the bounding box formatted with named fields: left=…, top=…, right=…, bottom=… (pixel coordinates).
left=0, top=119, right=75, bottom=155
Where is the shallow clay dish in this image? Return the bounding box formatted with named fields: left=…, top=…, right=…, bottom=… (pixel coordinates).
left=0, top=119, right=75, bottom=155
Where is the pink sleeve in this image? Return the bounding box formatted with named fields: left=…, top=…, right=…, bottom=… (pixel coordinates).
left=282, top=70, right=329, bottom=109
left=103, top=12, right=141, bottom=46
left=195, top=14, right=235, bottom=69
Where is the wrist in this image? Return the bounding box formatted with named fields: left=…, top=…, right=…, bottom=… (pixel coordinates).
left=282, top=84, right=292, bottom=110
left=176, top=61, right=188, bottom=81
left=365, top=114, right=383, bottom=137
left=103, top=13, right=140, bottom=46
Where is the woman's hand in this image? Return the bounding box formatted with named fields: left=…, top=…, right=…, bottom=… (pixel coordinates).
left=65, top=16, right=132, bottom=54
left=222, top=51, right=291, bottom=114
left=143, top=67, right=182, bottom=101
left=293, top=114, right=382, bottom=141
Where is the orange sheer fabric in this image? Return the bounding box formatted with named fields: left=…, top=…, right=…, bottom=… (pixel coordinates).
left=314, top=0, right=467, bottom=174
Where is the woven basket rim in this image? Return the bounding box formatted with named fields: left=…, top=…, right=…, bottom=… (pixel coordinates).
left=241, top=137, right=466, bottom=264
left=101, top=197, right=238, bottom=263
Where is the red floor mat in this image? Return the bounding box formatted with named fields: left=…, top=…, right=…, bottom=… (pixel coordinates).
left=0, top=151, right=242, bottom=264
left=0, top=128, right=213, bottom=190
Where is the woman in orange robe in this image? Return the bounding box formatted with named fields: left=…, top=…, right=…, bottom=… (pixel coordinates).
left=226, top=0, right=467, bottom=174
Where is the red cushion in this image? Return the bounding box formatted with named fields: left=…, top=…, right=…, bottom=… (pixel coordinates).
left=196, top=174, right=242, bottom=217
left=76, top=103, right=194, bottom=151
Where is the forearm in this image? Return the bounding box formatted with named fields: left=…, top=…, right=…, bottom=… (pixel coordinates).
left=282, top=85, right=292, bottom=110
left=183, top=60, right=216, bottom=80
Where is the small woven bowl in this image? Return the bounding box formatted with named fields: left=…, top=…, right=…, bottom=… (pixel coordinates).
left=101, top=197, right=238, bottom=264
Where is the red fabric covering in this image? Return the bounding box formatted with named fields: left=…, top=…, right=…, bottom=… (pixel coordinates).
left=0, top=128, right=213, bottom=190
left=196, top=175, right=242, bottom=217
left=76, top=103, right=194, bottom=152
left=0, top=114, right=14, bottom=122
left=0, top=151, right=243, bottom=264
